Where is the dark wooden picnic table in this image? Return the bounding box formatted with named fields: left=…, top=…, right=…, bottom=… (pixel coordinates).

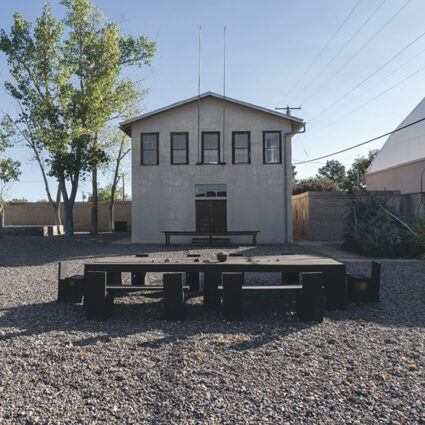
left=81, top=254, right=347, bottom=320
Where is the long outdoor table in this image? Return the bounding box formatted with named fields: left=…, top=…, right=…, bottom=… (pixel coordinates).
left=84, top=254, right=347, bottom=311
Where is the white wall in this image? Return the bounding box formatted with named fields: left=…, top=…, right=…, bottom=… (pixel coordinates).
left=130, top=96, right=294, bottom=243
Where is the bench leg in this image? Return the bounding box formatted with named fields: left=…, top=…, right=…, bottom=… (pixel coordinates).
left=252, top=233, right=257, bottom=245
left=186, top=272, right=200, bottom=292
left=131, top=272, right=146, bottom=285
left=282, top=272, right=299, bottom=285
left=324, top=265, right=347, bottom=311
left=222, top=273, right=243, bottom=321
left=163, top=273, right=185, bottom=321
left=204, top=271, right=221, bottom=311
left=297, top=272, right=323, bottom=322
left=57, top=275, right=84, bottom=303
left=84, top=271, right=112, bottom=321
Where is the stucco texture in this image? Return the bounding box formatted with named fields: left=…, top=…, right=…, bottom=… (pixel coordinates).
left=130, top=95, right=297, bottom=244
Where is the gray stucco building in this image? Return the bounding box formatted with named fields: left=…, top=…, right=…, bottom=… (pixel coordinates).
left=120, top=92, right=304, bottom=244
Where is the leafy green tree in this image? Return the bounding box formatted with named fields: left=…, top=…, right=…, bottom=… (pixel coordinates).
left=343, top=149, right=379, bottom=191
left=0, top=1, right=155, bottom=237
left=60, top=0, right=155, bottom=235
left=9, top=198, right=28, bottom=203
left=88, top=183, right=130, bottom=202
left=316, top=160, right=345, bottom=188
left=0, top=125, right=20, bottom=230
left=292, top=165, right=298, bottom=185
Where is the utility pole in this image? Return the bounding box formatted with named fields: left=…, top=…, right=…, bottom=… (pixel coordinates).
left=275, top=105, right=302, bottom=116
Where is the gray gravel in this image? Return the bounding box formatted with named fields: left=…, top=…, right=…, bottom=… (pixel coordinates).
left=0, top=236, right=424, bottom=424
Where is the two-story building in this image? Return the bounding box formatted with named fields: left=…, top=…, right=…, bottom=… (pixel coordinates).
left=120, top=92, right=304, bottom=244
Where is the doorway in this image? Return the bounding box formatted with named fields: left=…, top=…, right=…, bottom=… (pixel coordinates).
left=196, top=200, right=227, bottom=232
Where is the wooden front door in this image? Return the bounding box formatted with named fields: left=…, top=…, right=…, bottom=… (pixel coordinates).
left=196, top=200, right=227, bottom=232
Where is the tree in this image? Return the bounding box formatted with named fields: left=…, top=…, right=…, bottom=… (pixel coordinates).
left=60, top=0, right=155, bottom=235
left=88, top=183, right=130, bottom=202
left=292, top=177, right=339, bottom=195
left=316, top=160, right=345, bottom=188
left=343, top=149, right=379, bottom=191
left=0, top=1, right=155, bottom=237
left=292, top=165, right=298, bottom=185
left=0, top=125, right=20, bottom=230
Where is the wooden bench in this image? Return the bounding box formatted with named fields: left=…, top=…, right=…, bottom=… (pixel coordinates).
left=162, top=231, right=259, bottom=246
left=217, top=272, right=323, bottom=322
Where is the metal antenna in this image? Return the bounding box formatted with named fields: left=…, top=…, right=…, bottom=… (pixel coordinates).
left=275, top=105, right=302, bottom=116
left=222, top=26, right=226, bottom=164
left=198, top=26, right=202, bottom=163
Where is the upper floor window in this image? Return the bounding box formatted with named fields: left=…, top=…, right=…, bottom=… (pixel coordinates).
left=263, top=131, right=282, bottom=164
left=202, top=132, right=220, bottom=164
left=141, top=133, right=159, bottom=165
left=171, top=132, right=189, bottom=164
left=232, top=131, right=250, bottom=164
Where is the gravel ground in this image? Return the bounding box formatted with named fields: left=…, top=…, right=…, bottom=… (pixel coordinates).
left=0, top=236, right=424, bottom=425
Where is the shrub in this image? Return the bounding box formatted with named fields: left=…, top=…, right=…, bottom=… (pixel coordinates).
left=342, top=196, right=404, bottom=257
left=400, top=216, right=425, bottom=258
left=292, top=178, right=339, bottom=195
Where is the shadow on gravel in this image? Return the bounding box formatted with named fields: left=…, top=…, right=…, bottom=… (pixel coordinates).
left=0, top=291, right=314, bottom=351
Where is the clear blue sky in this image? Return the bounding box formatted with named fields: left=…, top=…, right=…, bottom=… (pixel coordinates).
left=1, top=0, right=425, bottom=200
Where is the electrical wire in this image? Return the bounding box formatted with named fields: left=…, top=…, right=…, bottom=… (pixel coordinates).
left=277, top=0, right=362, bottom=105
left=308, top=58, right=425, bottom=136
left=289, top=0, right=387, bottom=105
left=294, top=116, right=425, bottom=165
left=308, top=28, right=425, bottom=122
left=302, top=0, right=412, bottom=106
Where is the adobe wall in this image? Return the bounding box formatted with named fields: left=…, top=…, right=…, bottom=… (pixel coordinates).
left=292, top=191, right=401, bottom=241
left=4, top=201, right=131, bottom=232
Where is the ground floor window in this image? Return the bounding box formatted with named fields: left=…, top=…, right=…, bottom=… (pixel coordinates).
left=195, top=184, right=227, bottom=197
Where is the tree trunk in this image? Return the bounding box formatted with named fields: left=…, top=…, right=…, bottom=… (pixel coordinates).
left=54, top=203, right=62, bottom=227
left=109, top=200, right=115, bottom=232
left=0, top=204, right=3, bottom=238
left=90, top=166, right=98, bottom=235
left=64, top=200, right=74, bottom=238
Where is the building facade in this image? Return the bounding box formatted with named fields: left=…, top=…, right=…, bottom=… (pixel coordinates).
left=120, top=92, right=304, bottom=243
left=366, top=96, right=425, bottom=215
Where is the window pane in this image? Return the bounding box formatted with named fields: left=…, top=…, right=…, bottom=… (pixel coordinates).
left=173, top=150, right=187, bottom=164
left=172, top=134, right=187, bottom=150
left=143, top=151, right=157, bottom=165
left=215, top=184, right=227, bottom=197
left=195, top=185, right=206, bottom=197
left=266, top=149, right=279, bottom=164
left=265, top=133, right=279, bottom=148
left=234, top=133, right=248, bottom=148
left=206, top=185, right=216, bottom=197
left=143, top=135, right=157, bottom=150
left=204, top=134, right=218, bottom=149
left=204, top=150, right=218, bottom=164
left=234, top=148, right=248, bottom=163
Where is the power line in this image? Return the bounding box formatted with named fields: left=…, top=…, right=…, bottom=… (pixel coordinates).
left=307, top=56, right=425, bottom=137
left=308, top=28, right=425, bottom=122
left=277, top=0, right=361, bottom=104
left=294, top=116, right=425, bottom=165
left=289, top=0, right=387, bottom=105
left=302, top=0, right=412, bottom=106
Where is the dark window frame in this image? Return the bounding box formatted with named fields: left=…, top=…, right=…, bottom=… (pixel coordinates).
left=140, top=132, right=159, bottom=166
left=263, top=131, right=282, bottom=164
left=170, top=132, right=189, bottom=165
left=201, top=131, right=220, bottom=164
left=232, top=131, right=251, bottom=164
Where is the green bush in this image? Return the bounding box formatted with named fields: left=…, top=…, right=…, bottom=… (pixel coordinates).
left=292, top=177, right=339, bottom=195
left=342, top=197, right=404, bottom=257
left=400, top=216, right=425, bottom=258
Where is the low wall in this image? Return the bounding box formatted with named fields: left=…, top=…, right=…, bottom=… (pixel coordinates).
left=4, top=201, right=131, bottom=232
left=292, top=191, right=401, bottom=241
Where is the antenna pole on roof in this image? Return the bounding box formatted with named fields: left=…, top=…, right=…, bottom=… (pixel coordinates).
left=198, top=26, right=202, bottom=163
left=222, top=25, right=226, bottom=164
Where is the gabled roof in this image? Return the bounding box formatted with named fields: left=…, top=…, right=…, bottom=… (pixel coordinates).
left=119, top=91, right=304, bottom=134
left=367, top=97, right=425, bottom=175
